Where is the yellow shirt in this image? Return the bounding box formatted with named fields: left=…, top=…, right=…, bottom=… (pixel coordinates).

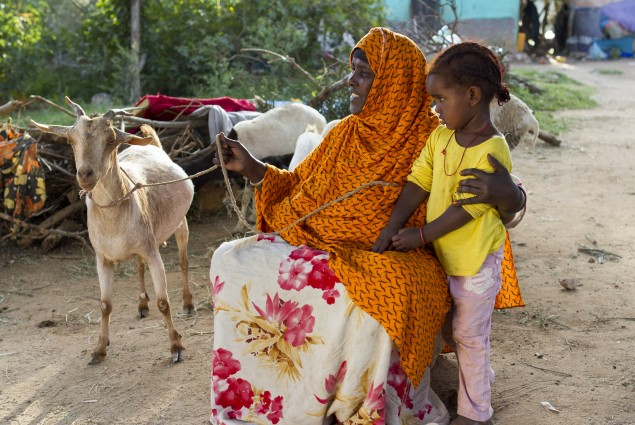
left=408, top=125, right=513, bottom=276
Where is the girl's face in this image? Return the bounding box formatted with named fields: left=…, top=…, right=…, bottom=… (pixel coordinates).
left=425, top=73, right=472, bottom=130
left=348, top=52, right=375, bottom=115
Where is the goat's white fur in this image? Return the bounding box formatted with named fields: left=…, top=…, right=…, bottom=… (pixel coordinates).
left=490, top=94, right=539, bottom=150
left=233, top=103, right=327, bottom=159
left=32, top=97, right=194, bottom=364
left=288, top=119, right=341, bottom=171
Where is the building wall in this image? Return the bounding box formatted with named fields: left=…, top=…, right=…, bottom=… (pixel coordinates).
left=442, top=0, right=521, bottom=50
left=385, top=0, right=521, bottom=50
left=384, top=0, right=411, bottom=21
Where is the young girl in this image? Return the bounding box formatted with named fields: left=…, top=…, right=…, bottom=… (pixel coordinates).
left=372, top=41, right=513, bottom=425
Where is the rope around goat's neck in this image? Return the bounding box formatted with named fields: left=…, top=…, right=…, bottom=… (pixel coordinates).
left=80, top=135, right=398, bottom=235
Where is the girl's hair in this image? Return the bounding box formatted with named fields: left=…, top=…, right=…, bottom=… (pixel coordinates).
left=429, top=41, right=511, bottom=105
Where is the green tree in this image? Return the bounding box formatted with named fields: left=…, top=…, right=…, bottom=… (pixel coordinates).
left=0, top=1, right=52, bottom=102
left=2, top=0, right=385, bottom=114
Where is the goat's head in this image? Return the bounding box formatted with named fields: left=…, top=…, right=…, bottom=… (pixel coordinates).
left=31, top=97, right=154, bottom=191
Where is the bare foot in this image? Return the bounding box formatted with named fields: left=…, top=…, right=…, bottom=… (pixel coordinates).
left=449, top=415, right=488, bottom=425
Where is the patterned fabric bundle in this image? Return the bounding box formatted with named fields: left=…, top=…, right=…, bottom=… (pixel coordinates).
left=1, top=126, right=46, bottom=233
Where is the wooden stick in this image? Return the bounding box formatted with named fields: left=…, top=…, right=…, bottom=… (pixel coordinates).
left=28, top=95, right=75, bottom=117
left=0, top=100, right=24, bottom=117
left=519, top=361, right=572, bottom=377
left=121, top=115, right=207, bottom=129
left=241, top=48, right=319, bottom=87
left=0, top=211, right=93, bottom=254
left=15, top=200, right=85, bottom=248
left=538, top=130, right=562, bottom=146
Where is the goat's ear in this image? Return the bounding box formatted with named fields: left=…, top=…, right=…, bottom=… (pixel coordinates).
left=114, top=128, right=154, bottom=146
left=30, top=120, right=71, bottom=139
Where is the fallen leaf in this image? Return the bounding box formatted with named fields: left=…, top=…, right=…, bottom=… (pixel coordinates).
left=541, top=401, right=560, bottom=413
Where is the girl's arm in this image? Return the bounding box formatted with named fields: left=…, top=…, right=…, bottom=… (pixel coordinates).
left=391, top=204, right=472, bottom=251
left=372, top=182, right=429, bottom=253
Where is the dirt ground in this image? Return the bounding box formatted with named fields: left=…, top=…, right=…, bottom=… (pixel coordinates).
left=1, top=58, right=634, bottom=425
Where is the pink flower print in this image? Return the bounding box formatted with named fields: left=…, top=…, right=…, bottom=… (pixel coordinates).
left=211, top=275, right=225, bottom=299
left=252, top=293, right=298, bottom=324
left=267, top=396, right=284, bottom=424
left=315, top=360, right=348, bottom=404
left=255, top=390, right=272, bottom=414
left=278, top=256, right=313, bottom=291
left=257, top=234, right=276, bottom=242
left=322, top=288, right=340, bottom=305
left=289, top=245, right=320, bottom=261
left=307, top=257, right=339, bottom=291
left=254, top=390, right=285, bottom=423
left=365, top=381, right=386, bottom=412
left=215, top=377, right=254, bottom=411
left=415, top=404, right=434, bottom=420
left=387, top=361, right=407, bottom=399
left=388, top=359, right=414, bottom=409
left=325, top=361, right=347, bottom=393
left=283, top=304, right=315, bottom=347
left=213, top=348, right=241, bottom=380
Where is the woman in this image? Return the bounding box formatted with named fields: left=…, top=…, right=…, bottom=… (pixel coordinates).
left=210, top=28, right=524, bottom=424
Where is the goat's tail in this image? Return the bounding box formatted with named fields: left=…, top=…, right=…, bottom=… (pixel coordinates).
left=139, top=124, right=163, bottom=149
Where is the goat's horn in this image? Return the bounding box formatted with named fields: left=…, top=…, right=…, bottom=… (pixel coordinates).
left=30, top=120, right=72, bottom=139
left=65, top=96, right=85, bottom=118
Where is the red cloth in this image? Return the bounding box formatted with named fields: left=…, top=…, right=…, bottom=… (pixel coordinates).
left=134, top=94, right=256, bottom=120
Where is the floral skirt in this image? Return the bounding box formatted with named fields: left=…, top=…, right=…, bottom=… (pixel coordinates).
left=210, top=234, right=450, bottom=424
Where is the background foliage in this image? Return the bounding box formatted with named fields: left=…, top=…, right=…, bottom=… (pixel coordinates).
left=2, top=1, right=597, bottom=133
left=1, top=0, right=384, bottom=120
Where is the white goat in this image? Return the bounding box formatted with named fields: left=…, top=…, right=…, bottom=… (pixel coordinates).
left=288, top=119, right=341, bottom=171
left=490, top=94, right=540, bottom=150
left=32, top=97, right=194, bottom=364
left=230, top=103, right=327, bottom=158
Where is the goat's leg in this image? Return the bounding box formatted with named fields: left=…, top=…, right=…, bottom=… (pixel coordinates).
left=147, top=250, right=184, bottom=363
left=174, top=217, right=193, bottom=315
left=90, top=255, right=114, bottom=365
left=135, top=255, right=150, bottom=317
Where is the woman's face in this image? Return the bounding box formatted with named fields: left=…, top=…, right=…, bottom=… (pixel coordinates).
left=348, top=51, right=375, bottom=115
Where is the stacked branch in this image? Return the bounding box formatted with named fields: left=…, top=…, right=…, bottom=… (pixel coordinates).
left=1, top=98, right=215, bottom=251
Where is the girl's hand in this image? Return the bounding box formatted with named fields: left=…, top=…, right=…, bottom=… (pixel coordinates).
left=391, top=227, right=422, bottom=252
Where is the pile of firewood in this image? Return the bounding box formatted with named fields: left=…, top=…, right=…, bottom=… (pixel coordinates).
left=1, top=97, right=217, bottom=252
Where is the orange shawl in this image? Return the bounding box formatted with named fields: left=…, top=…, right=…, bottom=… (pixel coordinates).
left=255, top=28, right=522, bottom=386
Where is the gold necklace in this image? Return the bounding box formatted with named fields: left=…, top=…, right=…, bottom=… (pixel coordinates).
left=442, top=130, right=482, bottom=176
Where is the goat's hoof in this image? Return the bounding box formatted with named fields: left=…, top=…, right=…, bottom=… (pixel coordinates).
left=88, top=353, right=106, bottom=365
left=139, top=308, right=149, bottom=318
left=172, top=350, right=183, bottom=363
left=182, top=304, right=194, bottom=316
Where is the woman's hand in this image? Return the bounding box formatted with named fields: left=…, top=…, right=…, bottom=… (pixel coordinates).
left=455, top=154, right=525, bottom=225
left=213, top=132, right=267, bottom=184
left=456, top=154, right=524, bottom=208
left=391, top=227, right=422, bottom=252
left=372, top=226, right=399, bottom=253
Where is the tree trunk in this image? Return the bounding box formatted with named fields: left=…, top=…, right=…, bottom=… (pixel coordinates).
left=130, top=0, right=142, bottom=103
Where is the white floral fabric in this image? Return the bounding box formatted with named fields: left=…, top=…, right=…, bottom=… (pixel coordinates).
left=210, top=234, right=450, bottom=425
